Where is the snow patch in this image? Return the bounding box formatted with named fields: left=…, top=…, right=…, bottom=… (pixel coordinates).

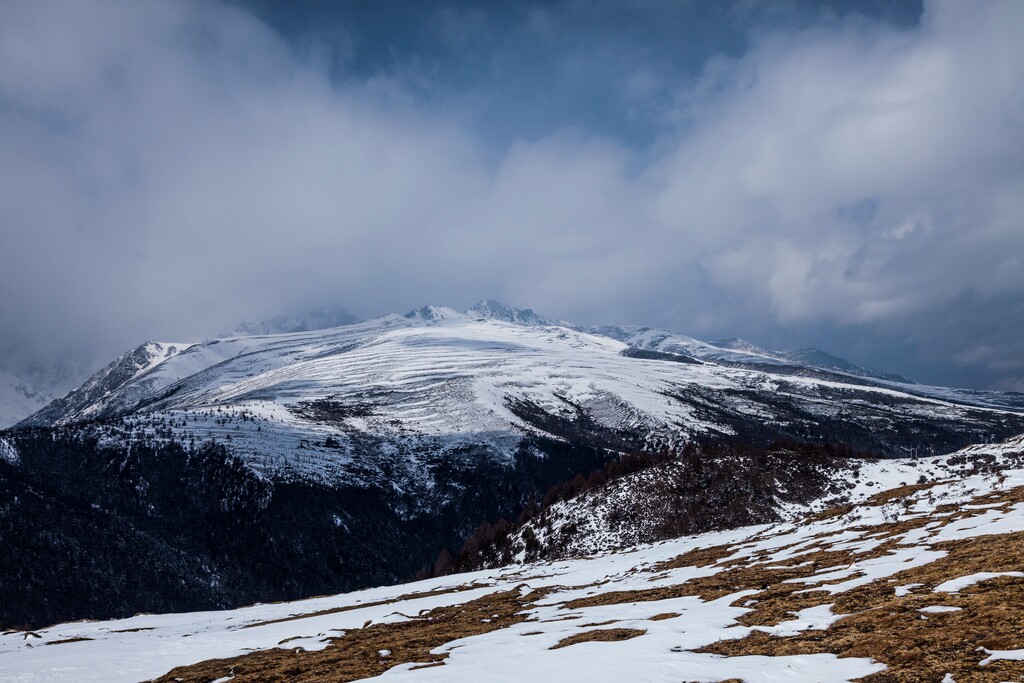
left=933, top=572, right=1024, bottom=593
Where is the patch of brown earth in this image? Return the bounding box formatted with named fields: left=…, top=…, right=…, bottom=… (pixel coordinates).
left=700, top=531, right=1024, bottom=682
left=803, top=503, right=855, bottom=523
left=45, top=637, right=93, bottom=645
left=550, top=628, right=647, bottom=649
left=648, top=612, right=679, bottom=621
left=150, top=588, right=540, bottom=683
left=654, top=543, right=737, bottom=571
left=239, top=584, right=484, bottom=630
left=864, top=481, right=941, bottom=505
left=562, top=584, right=697, bottom=610
left=565, top=541, right=890, bottom=613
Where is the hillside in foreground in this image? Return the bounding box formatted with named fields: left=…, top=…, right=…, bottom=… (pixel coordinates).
left=3, top=435, right=1023, bottom=682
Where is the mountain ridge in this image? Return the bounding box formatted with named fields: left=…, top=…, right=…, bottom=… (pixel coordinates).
left=18, top=300, right=1021, bottom=434
left=4, top=302, right=1024, bottom=631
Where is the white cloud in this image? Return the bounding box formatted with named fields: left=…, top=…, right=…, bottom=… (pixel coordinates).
left=0, top=0, right=1022, bottom=388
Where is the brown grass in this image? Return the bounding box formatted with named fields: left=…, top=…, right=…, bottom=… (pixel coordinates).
left=802, top=503, right=855, bottom=523
left=648, top=612, right=679, bottom=621
left=150, top=588, right=541, bottom=683
left=239, top=584, right=483, bottom=630
left=653, top=543, right=737, bottom=571
left=45, top=636, right=94, bottom=645
left=700, top=516, right=1024, bottom=681
left=863, top=481, right=941, bottom=505
left=550, top=628, right=647, bottom=649
left=109, top=626, right=155, bottom=633
left=149, top=483, right=1024, bottom=683
left=562, top=584, right=696, bottom=610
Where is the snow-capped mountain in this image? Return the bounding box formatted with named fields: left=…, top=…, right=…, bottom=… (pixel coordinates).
left=18, top=302, right=1024, bottom=477
left=403, top=299, right=563, bottom=326
left=586, top=324, right=1022, bottom=410
left=22, top=341, right=191, bottom=428
left=6, top=301, right=1024, bottom=629
left=712, top=338, right=914, bottom=383
left=5, top=435, right=1024, bottom=683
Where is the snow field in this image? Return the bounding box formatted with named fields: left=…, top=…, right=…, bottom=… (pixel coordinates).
left=4, top=437, right=1024, bottom=682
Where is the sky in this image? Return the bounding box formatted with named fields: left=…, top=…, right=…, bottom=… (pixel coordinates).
left=1, top=0, right=1023, bottom=392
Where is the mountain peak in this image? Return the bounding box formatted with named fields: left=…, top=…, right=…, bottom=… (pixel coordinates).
left=400, top=300, right=563, bottom=326
left=17, top=340, right=191, bottom=428
left=710, top=337, right=768, bottom=355
left=777, top=348, right=915, bottom=384
left=464, top=299, right=561, bottom=326
left=403, top=305, right=463, bottom=321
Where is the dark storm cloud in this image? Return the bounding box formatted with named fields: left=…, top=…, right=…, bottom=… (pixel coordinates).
left=0, top=0, right=1022, bottom=390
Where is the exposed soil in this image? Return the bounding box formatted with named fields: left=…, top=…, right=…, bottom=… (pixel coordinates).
left=239, top=585, right=483, bottom=630
left=44, top=636, right=93, bottom=645
left=653, top=543, right=738, bottom=571
left=149, top=483, right=1024, bottom=683
left=150, top=588, right=542, bottom=683
left=551, top=628, right=647, bottom=649
left=699, top=494, right=1024, bottom=681
left=648, top=612, right=679, bottom=621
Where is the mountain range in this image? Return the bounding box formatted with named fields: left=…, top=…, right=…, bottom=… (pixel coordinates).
left=3, top=300, right=1024, bottom=629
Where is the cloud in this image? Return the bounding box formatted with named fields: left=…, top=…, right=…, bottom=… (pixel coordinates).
left=0, top=0, right=1022, bottom=390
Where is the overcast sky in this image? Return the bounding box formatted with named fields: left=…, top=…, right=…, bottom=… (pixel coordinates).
left=1, top=0, right=1023, bottom=391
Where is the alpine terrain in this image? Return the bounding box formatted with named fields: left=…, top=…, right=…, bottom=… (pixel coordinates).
left=2, top=301, right=1023, bottom=631
left=3, top=435, right=1024, bottom=682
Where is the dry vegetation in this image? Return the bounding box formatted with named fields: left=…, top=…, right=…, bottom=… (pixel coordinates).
left=150, top=482, right=1024, bottom=682
left=699, top=489, right=1024, bottom=681
left=652, top=542, right=738, bottom=571
left=44, top=636, right=93, bottom=645
left=151, top=588, right=542, bottom=683
left=238, top=585, right=484, bottom=630
left=551, top=628, right=647, bottom=649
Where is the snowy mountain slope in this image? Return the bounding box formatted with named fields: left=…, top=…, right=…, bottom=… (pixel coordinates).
left=22, top=341, right=191, bottom=427
left=711, top=338, right=913, bottom=383
left=15, top=303, right=1024, bottom=485
left=775, top=347, right=913, bottom=383
left=587, top=324, right=1024, bottom=411
left=5, top=436, right=1024, bottom=683
left=503, top=436, right=1024, bottom=563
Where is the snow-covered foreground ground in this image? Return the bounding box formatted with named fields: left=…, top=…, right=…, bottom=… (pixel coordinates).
left=4, top=440, right=1024, bottom=683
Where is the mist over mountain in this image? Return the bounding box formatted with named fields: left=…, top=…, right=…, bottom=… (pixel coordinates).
left=2, top=1, right=1023, bottom=392
left=234, top=307, right=361, bottom=336
left=4, top=300, right=1024, bottom=631
left=3, top=2, right=1024, bottom=679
